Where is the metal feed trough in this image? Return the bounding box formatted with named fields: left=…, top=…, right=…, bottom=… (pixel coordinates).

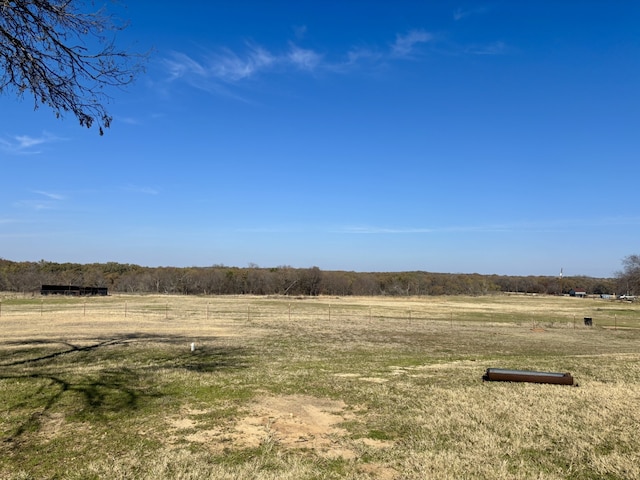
left=482, top=368, right=575, bottom=386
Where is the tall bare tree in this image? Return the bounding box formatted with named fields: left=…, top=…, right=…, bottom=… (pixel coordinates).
left=617, top=254, right=640, bottom=296
left=0, top=0, right=145, bottom=134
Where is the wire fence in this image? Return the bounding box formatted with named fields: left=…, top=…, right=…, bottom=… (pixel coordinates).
left=1, top=297, right=638, bottom=330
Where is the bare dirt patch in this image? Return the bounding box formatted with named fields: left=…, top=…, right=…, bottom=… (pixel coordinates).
left=241, top=395, right=354, bottom=458
left=169, top=395, right=380, bottom=460
left=35, top=412, right=66, bottom=439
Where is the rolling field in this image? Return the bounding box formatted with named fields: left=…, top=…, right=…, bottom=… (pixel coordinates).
left=1, top=293, right=639, bottom=479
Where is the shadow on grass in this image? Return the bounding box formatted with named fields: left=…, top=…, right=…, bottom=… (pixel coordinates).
left=0, top=333, right=249, bottom=443
left=0, top=338, right=127, bottom=367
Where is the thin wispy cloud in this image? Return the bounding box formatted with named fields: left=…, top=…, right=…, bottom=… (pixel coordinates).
left=165, top=51, right=208, bottom=81
left=13, top=190, right=66, bottom=211
left=16, top=135, right=45, bottom=148
left=212, top=45, right=276, bottom=81
left=287, top=44, right=323, bottom=71
left=0, top=132, right=61, bottom=155
left=162, top=29, right=435, bottom=91
left=345, top=46, right=382, bottom=65
left=339, top=216, right=640, bottom=235
left=162, top=26, right=508, bottom=96
left=218, top=216, right=638, bottom=237
left=13, top=200, right=56, bottom=210
left=390, top=30, right=433, bottom=57
left=32, top=190, right=65, bottom=201
left=453, top=6, right=491, bottom=21
left=115, top=115, right=142, bottom=126
left=164, top=44, right=276, bottom=86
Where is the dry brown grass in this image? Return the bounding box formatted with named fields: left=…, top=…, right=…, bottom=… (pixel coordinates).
left=1, top=293, right=639, bottom=479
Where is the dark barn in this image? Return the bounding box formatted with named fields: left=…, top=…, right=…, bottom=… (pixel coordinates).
left=40, top=285, right=108, bottom=296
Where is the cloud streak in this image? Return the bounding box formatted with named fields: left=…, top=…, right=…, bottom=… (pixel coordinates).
left=390, top=30, right=433, bottom=57
left=0, top=132, right=60, bottom=154
left=162, top=28, right=437, bottom=92
left=453, top=6, right=492, bottom=21
left=12, top=190, right=66, bottom=211
left=160, top=25, right=510, bottom=99
left=33, top=190, right=65, bottom=201
left=339, top=216, right=640, bottom=234
left=13, top=200, right=57, bottom=211
left=227, top=215, right=640, bottom=237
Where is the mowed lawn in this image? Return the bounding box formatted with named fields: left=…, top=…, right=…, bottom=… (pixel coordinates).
left=1, top=293, right=639, bottom=479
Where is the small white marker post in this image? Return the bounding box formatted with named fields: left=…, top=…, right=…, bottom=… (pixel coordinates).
left=191, top=342, right=195, bottom=352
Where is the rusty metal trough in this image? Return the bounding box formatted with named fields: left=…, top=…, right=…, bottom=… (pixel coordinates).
left=482, top=368, right=575, bottom=386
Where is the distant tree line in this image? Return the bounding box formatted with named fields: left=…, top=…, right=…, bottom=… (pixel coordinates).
left=0, top=258, right=622, bottom=297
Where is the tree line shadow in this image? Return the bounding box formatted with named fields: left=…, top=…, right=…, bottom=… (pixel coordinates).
left=0, top=333, right=249, bottom=444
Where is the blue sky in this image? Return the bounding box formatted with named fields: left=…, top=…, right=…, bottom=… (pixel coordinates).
left=1, top=1, right=639, bottom=277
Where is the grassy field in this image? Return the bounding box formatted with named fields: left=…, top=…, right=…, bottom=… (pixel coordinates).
left=1, top=293, right=639, bottom=479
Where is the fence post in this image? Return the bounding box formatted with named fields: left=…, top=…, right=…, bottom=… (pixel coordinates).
left=247, top=304, right=250, bottom=322
left=288, top=303, right=291, bottom=322
left=206, top=302, right=210, bottom=321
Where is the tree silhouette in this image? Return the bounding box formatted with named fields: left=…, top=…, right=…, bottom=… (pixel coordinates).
left=617, top=254, right=640, bottom=296
left=0, top=1, right=145, bottom=134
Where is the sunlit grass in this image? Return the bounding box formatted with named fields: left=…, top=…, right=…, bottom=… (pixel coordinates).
left=1, top=294, right=639, bottom=479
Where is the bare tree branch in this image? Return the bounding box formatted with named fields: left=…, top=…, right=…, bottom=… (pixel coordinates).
left=0, top=0, right=146, bottom=134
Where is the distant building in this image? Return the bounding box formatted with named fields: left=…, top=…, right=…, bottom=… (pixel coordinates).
left=569, top=289, right=586, bottom=298
left=40, top=285, right=108, bottom=296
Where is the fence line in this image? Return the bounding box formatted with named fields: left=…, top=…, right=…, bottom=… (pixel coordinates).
left=0, top=299, right=637, bottom=329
